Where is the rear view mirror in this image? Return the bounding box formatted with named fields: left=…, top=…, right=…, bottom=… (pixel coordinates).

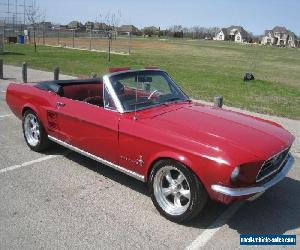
left=136, top=76, right=153, bottom=83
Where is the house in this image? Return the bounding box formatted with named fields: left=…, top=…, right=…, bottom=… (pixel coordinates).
left=94, top=22, right=110, bottom=31
left=215, top=26, right=251, bottom=43
left=215, top=28, right=228, bottom=41
left=118, top=25, right=141, bottom=35
left=67, top=21, right=85, bottom=31
left=261, top=30, right=274, bottom=45
left=261, top=26, right=298, bottom=48
left=84, top=21, right=94, bottom=31
left=52, top=24, right=68, bottom=31
left=37, top=22, right=53, bottom=31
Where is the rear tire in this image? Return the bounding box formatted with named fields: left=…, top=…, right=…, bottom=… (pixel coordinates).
left=149, top=159, right=207, bottom=223
left=22, top=110, right=51, bottom=152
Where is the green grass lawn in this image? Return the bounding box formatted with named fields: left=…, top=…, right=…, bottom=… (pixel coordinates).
left=1, top=40, right=300, bottom=119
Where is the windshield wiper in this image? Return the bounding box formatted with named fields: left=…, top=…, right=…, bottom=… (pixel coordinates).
left=165, top=97, right=190, bottom=103
left=165, top=97, right=181, bottom=102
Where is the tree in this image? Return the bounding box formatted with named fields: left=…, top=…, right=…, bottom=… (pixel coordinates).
left=143, top=26, right=158, bottom=37
left=26, top=2, right=44, bottom=52
left=98, top=10, right=122, bottom=31
left=168, top=25, right=184, bottom=38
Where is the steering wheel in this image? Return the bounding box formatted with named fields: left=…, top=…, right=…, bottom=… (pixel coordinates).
left=147, top=89, right=159, bottom=100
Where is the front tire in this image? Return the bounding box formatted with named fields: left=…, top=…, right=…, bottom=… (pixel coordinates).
left=22, top=110, right=51, bottom=152
left=149, top=159, right=207, bottom=223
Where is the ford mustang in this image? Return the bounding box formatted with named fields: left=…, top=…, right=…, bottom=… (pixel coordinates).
left=6, top=68, right=295, bottom=223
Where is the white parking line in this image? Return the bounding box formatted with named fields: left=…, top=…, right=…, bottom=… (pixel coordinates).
left=1, top=90, right=6, bottom=93
left=185, top=202, right=245, bottom=250
left=0, top=114, right=13, bottom=118
left=0, top=155, right=58, bottom=174
left=293, top=152, right=300, bottom=158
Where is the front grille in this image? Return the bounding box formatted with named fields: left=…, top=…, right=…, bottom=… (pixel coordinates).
left=256, top=147, right=290, bottom=182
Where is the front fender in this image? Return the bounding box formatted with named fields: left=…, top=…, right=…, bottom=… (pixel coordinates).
left=145, top=151, right=196, bottom=182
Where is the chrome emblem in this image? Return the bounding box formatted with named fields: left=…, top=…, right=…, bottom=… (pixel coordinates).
left=137, top=155, right=144, bottom=167
left=121, top=155, right=144, bottom=167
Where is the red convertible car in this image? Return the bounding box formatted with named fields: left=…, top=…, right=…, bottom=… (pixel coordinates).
left=6, top=68, right=295, bottom=223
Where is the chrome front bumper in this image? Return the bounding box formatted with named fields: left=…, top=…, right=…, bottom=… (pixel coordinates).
left=211, top=155, right=295, bottom=197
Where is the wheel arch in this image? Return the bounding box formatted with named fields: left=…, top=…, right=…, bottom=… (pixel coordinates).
left=22, top=104, right=39, bottom=117
left=145, top=152, right=203, bottom=185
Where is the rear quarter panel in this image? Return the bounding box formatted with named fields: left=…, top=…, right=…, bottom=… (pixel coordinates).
left=6, top=83, right=55, bottom=128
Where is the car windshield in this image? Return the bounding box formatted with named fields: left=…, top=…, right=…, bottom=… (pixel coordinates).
left=109, top=70, right=189, bottom=112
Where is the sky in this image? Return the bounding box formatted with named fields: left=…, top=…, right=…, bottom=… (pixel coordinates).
left=37, top=0, right=300, bottom=35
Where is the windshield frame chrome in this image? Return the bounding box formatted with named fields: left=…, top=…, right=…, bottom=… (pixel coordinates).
left=103, top=75, right=125, bottom=113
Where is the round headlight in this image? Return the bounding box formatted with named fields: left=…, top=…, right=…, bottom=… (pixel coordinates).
left=231, top=166, right=240, bottom=181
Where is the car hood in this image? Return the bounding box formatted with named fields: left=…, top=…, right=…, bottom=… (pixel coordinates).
left=141, top=103, right=294, bottom=159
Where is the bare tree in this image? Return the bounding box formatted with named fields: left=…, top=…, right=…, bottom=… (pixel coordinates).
left=98, top=9, right=122, bottom=37
left=208, top=27, right=221, bottom=37
left=26, top=2, right=43, bottom=52
left=105, top=9, right=122, bottom=31
left=167, top=25, right=183, bottom=37
left=166, top=25, right=220, bottom=39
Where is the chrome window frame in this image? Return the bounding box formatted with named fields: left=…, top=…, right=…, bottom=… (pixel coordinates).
left=103, top=75, right=125, bottom=113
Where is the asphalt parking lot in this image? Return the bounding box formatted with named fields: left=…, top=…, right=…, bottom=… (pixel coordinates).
left=0, top=66, right=299, bottom=249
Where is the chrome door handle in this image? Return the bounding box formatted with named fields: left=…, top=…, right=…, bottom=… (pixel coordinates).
left=56, top=102, right=66, bottom=108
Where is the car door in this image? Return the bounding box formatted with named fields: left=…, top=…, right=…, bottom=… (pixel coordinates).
left=53, top=89, right=120, bottom=165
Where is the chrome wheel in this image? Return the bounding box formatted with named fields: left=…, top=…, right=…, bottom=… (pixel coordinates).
left=24, top=113, right=40, bottom=147
left=153, top=165, right=191, bottom=216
